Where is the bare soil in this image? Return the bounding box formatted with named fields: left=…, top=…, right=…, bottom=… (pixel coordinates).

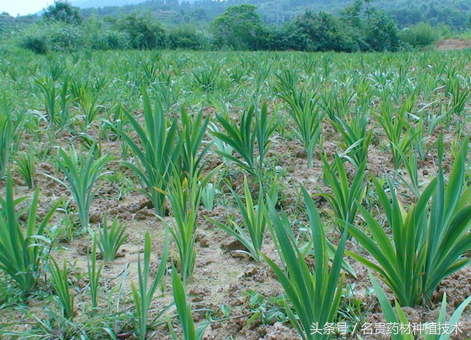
left=436, top=39, right=471, bottom=50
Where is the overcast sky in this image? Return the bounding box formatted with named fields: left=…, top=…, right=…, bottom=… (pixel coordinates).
left=1, top=0, right=56, bottom=16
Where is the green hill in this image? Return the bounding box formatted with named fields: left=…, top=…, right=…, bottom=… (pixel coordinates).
left=3, top=0, right=470, bottom=30
left=74, top=0, right=470, bottom=29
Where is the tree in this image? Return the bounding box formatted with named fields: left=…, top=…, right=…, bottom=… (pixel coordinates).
left=339, top=0, right=363, bottom=29
left=294, top=10, right=356, bottom=52
left=167, top=25, right=205, bottom=50
left=43, top=1, right=82, bottom=25
left=267, top=21, right=308, bottom=51
left=364, top=10, right=402, bottom=52
left=115, top=14, right=165, bottom=50
left=211, top=4, right=266, bottom=50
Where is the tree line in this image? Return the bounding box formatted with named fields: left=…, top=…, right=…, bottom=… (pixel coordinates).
left=9, top=0, right=444, bottom=54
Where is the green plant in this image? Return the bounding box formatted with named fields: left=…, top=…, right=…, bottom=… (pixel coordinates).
left=394, top=148, right=421, bottom=198
left=169, top=264, right=210, bottom=340
left=48, top=259, right=75, bottom=319
left=330, top=114, right=372, bottom=170
left=201, top=183, right=217, bottom=211
left=321, top=89, right=355, bottom=122
left=208, top=122, right=234, bottom=166
left=115, top=13, right=165, bottom=50
left=369, top=272, right=471, bottom=340
left=318, top=154, right=366, bottom=234
left=113, top=89, right=181, bottom=216
left=263, top=186, right=347, bottom=340
left=96, top=214, right=128, bottom=262
left=55, top=204, right=79, bottom=243
left=0, top=108, right=13, bottom=179
left=179, top=108, right=212, bottom=180
left=337, top=283, right=372, bottom=334
left=58, top=74, right=71, bottom=131
left=131, top=231, right=169, bottom=340
left=400, top=22, right=438, bottom=48
left=207, top=177, right=269, bottom=261
left=192, top=65, right=221, bottom=92
left=376, top=99, right=419, bottom=169
left=43, top=1, right=83, bottom=25
left=245, top=290, right=288, bottom=326
left=48, top=144, right=112, bottom=229
left=210, top=102, right=277, bottom=177
left=211, top=4, right=266, bottom=50
left=0, top=173, right=60, bottom=293
left=36, top=77, right=58, bottom=129
left=276, top=76, right=324, bottom=167
left=20, top=35, right=49, bottom=54
left=348, top=136, right=471, bottom=306
left=0, top=97, right=25, bottom=179
left=15, top=150, right=36, bottom=189
left=6, top=305, right=127, bottom=339
left=87, top=236, right=103, bottom=309
left=73, top=82, right=104, bottom=131
left=165, top=167, right=218, bottom=284
left=448, top=78, right=470, bottom=115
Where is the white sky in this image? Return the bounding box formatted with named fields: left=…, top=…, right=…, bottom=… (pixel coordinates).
left=1, top=0, right=57, bottom=17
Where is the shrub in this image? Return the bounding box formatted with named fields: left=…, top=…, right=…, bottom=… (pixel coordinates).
left=400, top=22, right=438, bottom=48
left=294, top=9, right=357, bottom=52
left=43, top=1, right=83, bottom=25
left=211, top=4, right=266, bottom=50
left=90, top=30, right=130, bottom=50
left=167, top=26, right=202, bottom=50
left=115, top=14, right=165, bottom=50
left=267, top=21, right=308, bottom=51
left=20, top=35, right=49, bottom=54
left=47, top=22, right=85, bottom=51
left=364, top=10, right=403, bottom=52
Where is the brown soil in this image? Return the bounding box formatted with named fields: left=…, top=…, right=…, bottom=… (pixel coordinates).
left=436, top=39, right=471, bottom=50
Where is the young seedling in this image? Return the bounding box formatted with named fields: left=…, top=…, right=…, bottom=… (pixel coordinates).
left=47, top=144, right=112, bottom=230
left=96, top=214, right=128, bottom=262
left=48, top=258, right=75, bottom=320
left=131, top=231, right=169, bottom=340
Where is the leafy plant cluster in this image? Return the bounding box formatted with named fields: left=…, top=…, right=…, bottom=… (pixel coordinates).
left=1, top=48, right=471, bottom=340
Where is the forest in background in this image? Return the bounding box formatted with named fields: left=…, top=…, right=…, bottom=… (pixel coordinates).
left=0, top=0, right=469, bottom=53
left=2, top=0, right=469, bottom=29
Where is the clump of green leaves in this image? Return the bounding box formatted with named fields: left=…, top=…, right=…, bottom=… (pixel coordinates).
left=87, top=236, right=103, bottom=309
left=348, top=136, right=471, bottom=306
left=319, top=154, right=366, bottom=234
left=96, top=214, right=128, bottom=262
left=48, top=144, right=112, bottom=229
left=263, top=187, right=347, bottom=340
left=48, top=259, right=75, bottom=319
left=369, top=272, right=471, bottom=340
left=0, top=173, right=60, bottom=293
left=210, top=102, right=277, bottom=177
left=208, top=177, right=270, bottom=261
left=15, top=150, right=36, bottom=189
left=114, top=89, right=181, bottom=216
left=276, top=75, right=324, bottom=167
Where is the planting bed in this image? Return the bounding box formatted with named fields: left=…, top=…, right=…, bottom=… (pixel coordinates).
left=1, top=49, right=471, bottom=339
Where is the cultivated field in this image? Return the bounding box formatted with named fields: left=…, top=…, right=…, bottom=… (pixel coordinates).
left=1, top=49, right=471, bottom=340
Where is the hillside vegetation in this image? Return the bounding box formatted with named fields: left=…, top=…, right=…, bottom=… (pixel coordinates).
left=0, top=0, right=458, bottom=54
